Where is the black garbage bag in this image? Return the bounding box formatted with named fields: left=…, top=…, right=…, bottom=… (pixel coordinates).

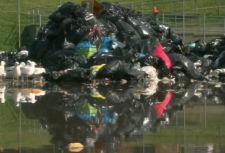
left=99, top=2, right=121, bottom=22
left=45, top=22, right=62, bottom=41
left=151, top=24, right=170, bottom=42
left=70, top=26, right=91, bottom=45
left=125, top=16, right=151, bottom=39
left=114, top=20, right=141, bottom=45
left=51, top=34, right=67, bottom=50
left=73, top=7, right=96, bottom=26
left=186, top=53, right=212, bottom=75
left=96, top=18, right=118, bottom=36
left=168, top=53, right=203, bottom=80
left=169, top=31, right=182, bottom=45
left=212, top=51, right=225, bottom=69
left=35, top=39, right=53, bottom=60
left=205, top=37, right=225, bottom=56
left=46, top=67, right=91, bottom=82
left=46, top=27, right=63, bottom=41
left=96, top=60, right=146, bottom=80
left=171, top=82, right=202, bottom=107
left=36, top=21, right=62, bottom=43
left=161, top=39, right=183, bottom=54
left=113, top=108, right=145, bottom=137
left=151, top=24, right=182, bottom=45
left=27, top=40, right=39, bottom=61
left=85, top=46, right=138, bottom=68
left=48, top=2, right=80, bottom=23
left=27, top=38, right=52, bottom=62
left=36, top=24, right=47, bottom=40
left=70, top=24, right=102, bottom=47
left=85, top=52, right=125, bottom=68
left=60, top=17, right=74, bottom=41
left=131, top=37, right=159, bottom=56
left=183, top=39, right=207, bottom=56
left=97, top=85, right=136, bottom=105
left=135, top=25, right=151, bottom=40
left=41, top=49, right=85, bottom=71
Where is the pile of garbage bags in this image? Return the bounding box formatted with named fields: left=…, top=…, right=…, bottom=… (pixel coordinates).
left=24, top=1, right=225, bottom=82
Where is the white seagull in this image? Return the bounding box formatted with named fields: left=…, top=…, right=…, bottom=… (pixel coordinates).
left=20, top=60, right=36, bottom=81
left=11, top=62, right=24, bottom=82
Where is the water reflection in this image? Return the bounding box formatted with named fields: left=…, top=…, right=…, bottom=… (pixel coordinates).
left=0, top=81, right=225, bottom=152
left=0, top=85, right=6, bottom=103
left=11, top=88, right=46, bottom=106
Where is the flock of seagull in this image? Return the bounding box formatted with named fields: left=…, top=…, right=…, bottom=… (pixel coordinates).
left=0, top=60, right=46, bottom=83
left=0, top=59, right=46, bottom=105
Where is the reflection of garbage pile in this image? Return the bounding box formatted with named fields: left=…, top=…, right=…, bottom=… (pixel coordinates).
left=12, top=80, right=225, bottom=152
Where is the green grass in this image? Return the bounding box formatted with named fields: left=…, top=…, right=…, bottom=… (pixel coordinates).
left=0, top=0, right=224, bottom=50
left=0, top=97, right=51, bottom=148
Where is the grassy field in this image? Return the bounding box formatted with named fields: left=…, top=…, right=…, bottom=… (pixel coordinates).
left=0, top=0, right=225, bottom=50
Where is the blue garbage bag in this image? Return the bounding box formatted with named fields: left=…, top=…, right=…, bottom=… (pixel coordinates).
left=99, top=36, right=125, bottom=53
left=75, top=41, right=97, bottom=59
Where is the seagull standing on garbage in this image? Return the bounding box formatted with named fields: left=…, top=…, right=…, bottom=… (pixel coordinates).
left=20, top=60, right=36, bottom=81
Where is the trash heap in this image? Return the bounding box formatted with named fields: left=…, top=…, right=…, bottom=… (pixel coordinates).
left=26, top=1, right=225, bottom=82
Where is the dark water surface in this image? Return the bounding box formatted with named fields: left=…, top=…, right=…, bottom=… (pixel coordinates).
left=0, top=80, right=225, bottom=153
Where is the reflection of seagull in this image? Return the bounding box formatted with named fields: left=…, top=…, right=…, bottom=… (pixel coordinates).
left=0, top=61, right=6, bottom=78
left=20, top=92, right=36, bottom=103
left=20, top=60, right=36, bottom=80
left=20, top=88, right=46, bottom=104
left=12, top=88, right=45, bottom=106
left=11, top=89, right=21, bottom=107
left=33, top=89, right=45, bottom=96
left=0, top=86, right=6, bottom=103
